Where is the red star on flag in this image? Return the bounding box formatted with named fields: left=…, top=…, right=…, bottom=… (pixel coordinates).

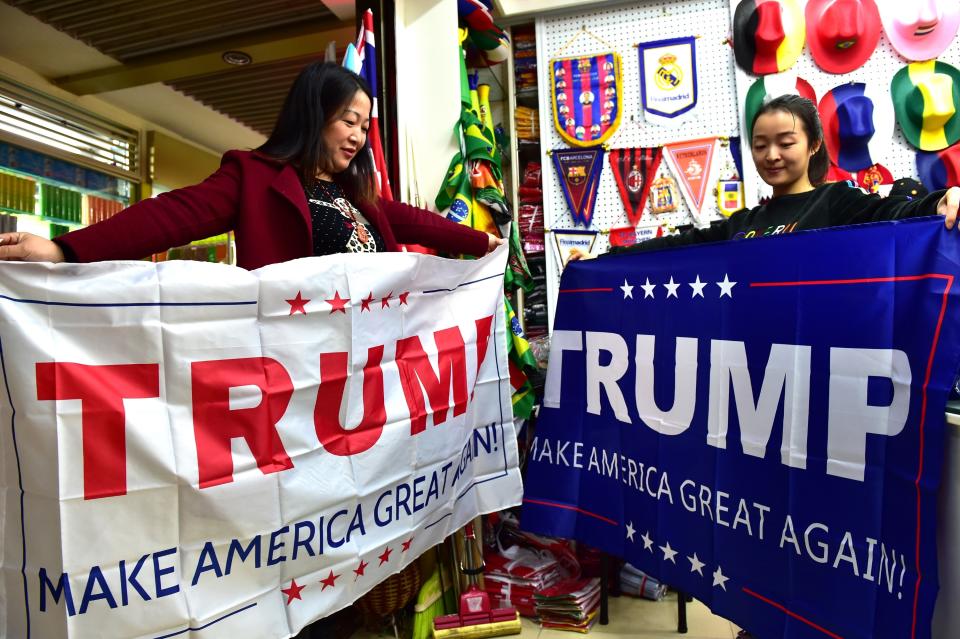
left=354, top=559, right=368, bottom=579
left=360, top=292, right=375, bottom=312
left=381, top=291, right=393, bottom=308
left=319, top=570, right=340, bottom=591
left=399, top=291, right=410, bottom=305
left=281, top=579, right=305, bottom=604
left=378, top=546, right=393, bottom=566
left=286, top=291, right=309, bottom=315
left=401, top=537, right=413, bottom=552
left=326, top=291, right=349, bottom=314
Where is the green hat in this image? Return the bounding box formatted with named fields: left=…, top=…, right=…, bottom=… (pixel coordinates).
left=743, top=72, right=817, bottom=138
left=891, top=60, right=960, bottom=152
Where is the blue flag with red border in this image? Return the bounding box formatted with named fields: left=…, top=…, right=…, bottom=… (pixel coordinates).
left=521, top=217, right=960, bottom=639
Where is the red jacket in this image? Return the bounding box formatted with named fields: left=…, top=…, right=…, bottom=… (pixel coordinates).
left=56, top=150, right=489, bottom=270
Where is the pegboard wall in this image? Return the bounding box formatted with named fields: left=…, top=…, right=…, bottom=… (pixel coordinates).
left=535, top=0, right=742, bottom=330
left=533, top=0, right=960, bottom=331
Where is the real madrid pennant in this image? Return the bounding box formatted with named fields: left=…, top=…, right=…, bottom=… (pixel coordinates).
left=550, top=52, right=623, bottom=147
left=638, top=36, right=698, bottom=127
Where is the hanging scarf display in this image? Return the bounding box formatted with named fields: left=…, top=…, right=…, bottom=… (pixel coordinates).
left=608, top=147, right=663, bottom=226
left=550, top=52, right=623, bottom=147
left=663, top=137, right=718, bottom=226
left=551, top=148, right=605, bottom=227
left=637, top=36, right=698, bottom=127
left=551, top=229, right=599, bottom=267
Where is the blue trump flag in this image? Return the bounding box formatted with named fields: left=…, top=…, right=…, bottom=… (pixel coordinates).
left=521, top=218, right=960, bottom=639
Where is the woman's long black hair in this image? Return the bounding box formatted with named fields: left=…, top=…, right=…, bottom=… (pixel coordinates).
left=258, top=61, right=377, bottom=204
left=753, top=94, right=830, bottom=186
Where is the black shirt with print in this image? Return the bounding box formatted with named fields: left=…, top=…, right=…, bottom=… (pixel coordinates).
left=306, top=179, right=385, bottom=256
left=609, top=182, right=946, bottom=254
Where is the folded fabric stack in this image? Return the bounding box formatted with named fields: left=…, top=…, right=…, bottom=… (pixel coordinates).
left=518, top=161, right=544, bottom=255
left=534, top=577, right=602, bottom=633
left=515, top=106, right=540, bottom=140
left=512, top=24, right=537, bottom=93
left=620, top=562, right=667, bottom=601
left=484, top=544, right=566, bottom=618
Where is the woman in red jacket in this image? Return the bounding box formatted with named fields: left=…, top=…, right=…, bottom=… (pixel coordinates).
left=0, top=62, right=500, bottom=267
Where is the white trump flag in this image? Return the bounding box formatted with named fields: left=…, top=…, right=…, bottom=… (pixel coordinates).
left=0, top=245, right=521, bottom=639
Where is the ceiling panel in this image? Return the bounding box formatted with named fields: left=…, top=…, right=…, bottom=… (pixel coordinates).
left=5, top=0, right=349, bottom=135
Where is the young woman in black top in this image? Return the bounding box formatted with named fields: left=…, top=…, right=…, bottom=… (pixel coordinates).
left=571, top=94, right=960, bottom=260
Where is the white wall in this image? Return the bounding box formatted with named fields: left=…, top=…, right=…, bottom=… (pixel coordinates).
left=394, top=0, right=461, bottom=210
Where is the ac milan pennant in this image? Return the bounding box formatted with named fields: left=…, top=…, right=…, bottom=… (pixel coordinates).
left=608, top=224, right=663, bottom=248
left=550, top=52, right=623, bottom=147
left=608, top=147, right=663, bottom=226
left=663, top=137, right=718, bottom=226
left=551, top=229, right=599, bottom=267
left=551, top=148, right=605, bottom=227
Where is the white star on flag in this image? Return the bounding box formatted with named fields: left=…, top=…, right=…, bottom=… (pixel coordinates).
left=659, top=541, right=678, bottom=563
left=712, top=565, right=729, bottom=590
left=641, top=278, right=656, bottom=299
left=664, top=276, right=680, bottom=298
left=621, top=279, right=634, bottom=299
left=717, top=274, right=737, bottom=298
left=689, top=275, right=707, bottom=298
left=688, top=553, right=705, bottom=576
left=625, top=521, right=636, bottom=541
left=641, top=531, right=654, bottom=552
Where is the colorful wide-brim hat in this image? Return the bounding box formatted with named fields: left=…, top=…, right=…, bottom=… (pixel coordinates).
left=916, top=142, right=960, bottom=190
left=819, top=82, right=894, bottom=172
left=892, top=61, right=960, bottom=151
left=733, top=0, right=806, bottom=75
left=806, top=0, right=881, bottom=74
left=878, top=0, right=960, bottom=62
left=458, top=0, right=510, bottom=67
left=744, top=72, right=817, bottom=135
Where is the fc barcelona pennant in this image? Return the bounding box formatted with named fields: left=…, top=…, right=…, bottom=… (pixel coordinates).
left=608, top=147, right=663, bottom=226
left=552, top=148, right=605, bottom=227
left=638, top=37, right=698, bottom=127
left=550, top=52, right=623, bottom=147
left=663, top=137, right=718, bottom=225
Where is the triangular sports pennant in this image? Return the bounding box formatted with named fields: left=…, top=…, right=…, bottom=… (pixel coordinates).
left=608, top=147, right=663, bottom=226
left=608, top=224, right=663, bottom=248
left=550, top=52, right=623, bottom=147
left=551, top=229, right=599, bottom=267
left=551, top=148, right=605, bottom=227
left=663, top=137, right=718, bottom=225
left=637, top=36, right=698, bottom=127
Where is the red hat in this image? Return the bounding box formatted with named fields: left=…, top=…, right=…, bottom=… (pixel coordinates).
left=806, top=0, right=881, bottom=74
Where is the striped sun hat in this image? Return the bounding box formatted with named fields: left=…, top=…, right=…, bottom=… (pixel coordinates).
left=891, top=60, right=960, bottom=152
left=733, top=0, right=806, bottom=75
left=819, top=82, right=894, bottom=172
